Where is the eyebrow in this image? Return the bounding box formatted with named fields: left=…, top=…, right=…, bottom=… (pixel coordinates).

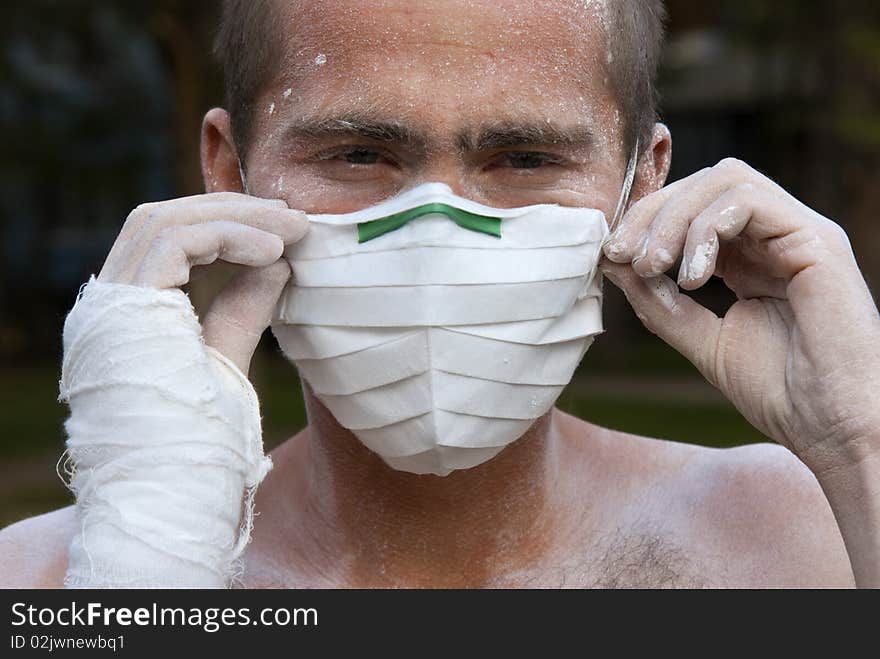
left=460, top=122, right=596, bottom=152
left=283, top=115, right=428, bottom=150
left=281, top=113, right=595, bottom=154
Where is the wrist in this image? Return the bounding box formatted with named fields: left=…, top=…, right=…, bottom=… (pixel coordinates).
left=810, top=442, right=880, bottom=588
left=800, top=421, right=880, bottom=479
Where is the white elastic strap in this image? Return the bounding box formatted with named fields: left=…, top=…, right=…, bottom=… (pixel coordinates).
left=237, top=156, right=250, bottom=195
left=609, top=137, right=640, bottom=233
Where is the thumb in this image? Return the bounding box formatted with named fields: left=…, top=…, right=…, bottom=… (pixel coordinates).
left=600, top=259, right=723, bottom=386
left=202, top=259, right=291, bottom=375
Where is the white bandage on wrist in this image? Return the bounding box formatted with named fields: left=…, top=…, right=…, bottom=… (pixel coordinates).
left=58, top=278, right=272, bottom=588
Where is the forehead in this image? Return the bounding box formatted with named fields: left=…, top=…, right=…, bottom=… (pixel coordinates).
left=267, top=0, right=617, bottom=138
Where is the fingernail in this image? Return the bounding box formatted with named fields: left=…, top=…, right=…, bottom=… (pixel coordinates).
left=290, top=220, right=310, bottom=242
left=649, top=247, right=673, bottom=275
left=289, top=211, right=309, bottom=228
left=280, top=214, right=309, bottom=244
left=677, top=259, right=688, bottom=286
left=631, top=234, right=649, bottom=265
left=271, top=235, right=285, bottom=258
left=603, top=239, right=625, bottom=262
left=684, top=238, right=716, bottom=282
left=717, top=205, right=742, bottom=235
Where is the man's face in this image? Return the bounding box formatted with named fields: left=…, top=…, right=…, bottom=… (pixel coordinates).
left=242, top=0, right=628, bottom=218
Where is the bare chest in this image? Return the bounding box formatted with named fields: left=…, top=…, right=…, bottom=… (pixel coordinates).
left=239, top=529, right=716, bottom=589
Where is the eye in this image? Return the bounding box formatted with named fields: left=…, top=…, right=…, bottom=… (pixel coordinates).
left=340, top=148, right=381, bottom=165
left=309, top=145, right=403, bottom=185
left=478, top=149, right=576, bottom=192
left=317, top=146, right=393, bottom=166
left=487, top=151, right=567, bottom=171
left=507, top=152, right=556, bottom=169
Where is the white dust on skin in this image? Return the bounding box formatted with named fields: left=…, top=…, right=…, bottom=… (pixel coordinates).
left=686, top=236, right=717, bottom=281
left=242, top=0, right=625, bottom=217
left=717, top=205, right=743, bottom=234
left=651, top=247, right=673, bottom=273
left=272, top=174, right=285, bottom=195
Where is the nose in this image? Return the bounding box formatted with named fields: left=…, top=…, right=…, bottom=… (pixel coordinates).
left=415, top=156, right=468, bottom=197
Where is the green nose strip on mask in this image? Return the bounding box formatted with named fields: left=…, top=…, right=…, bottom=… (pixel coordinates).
left=356, top=203, right=502, bottom=243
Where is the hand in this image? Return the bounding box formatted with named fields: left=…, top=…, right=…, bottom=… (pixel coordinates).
left=98, top=192, right=308, bottom=374
left=600, top=158, right=880, bottom=475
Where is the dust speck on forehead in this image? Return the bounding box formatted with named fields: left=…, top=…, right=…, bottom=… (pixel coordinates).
left=259, top=0, right=622, bottom=150
left=274, top=0, right=612, bottom=78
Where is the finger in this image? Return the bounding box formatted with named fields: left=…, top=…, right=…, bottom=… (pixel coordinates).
left=674, top=184, right=754, bottom=289
left=677, top=180, right=838, bottom=291
left=634, top=160, right=817, bottom=284
left=131, top=222, right=287, bottom=288
left=101, top=199, right=307, bottom=282
left=127, top=201, right=307, bottom=252
left=715, top=239, right=789, bottom=300
left=104, top=193, right=292, bottom=267
left=202, top=259, right=292, bottom=375
left=603, top=168, right=710, bottom=263
left=630, top=159, right=781, bottom=279
left=600, top=259, right=723, bottom=385
left=118, top=192, right=290, bottom=240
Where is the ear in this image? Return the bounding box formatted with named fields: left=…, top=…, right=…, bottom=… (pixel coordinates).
left=629, top=122, right=671, bottom=204
left=200, top=108, right=246, bottom=193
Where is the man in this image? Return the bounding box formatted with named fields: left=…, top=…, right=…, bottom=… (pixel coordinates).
left=1, top=0, right=878, bottom=588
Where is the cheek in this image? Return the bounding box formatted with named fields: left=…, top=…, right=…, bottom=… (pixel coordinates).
left=274, top=172, right=403, bottom=215
left=238, top=141, right=403, bottom=213
left=466, top=181, right=618, bottom=219
left=489, top=165, right=622, bottom=221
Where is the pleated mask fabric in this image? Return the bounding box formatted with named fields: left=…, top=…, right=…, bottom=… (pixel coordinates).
left=272, top=183, right=610, bottom=476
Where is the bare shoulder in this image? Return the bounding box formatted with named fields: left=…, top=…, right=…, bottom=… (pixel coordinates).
left=681, top=442, right=854, bottom=587
left=559, top=412, right=853, bottom=587
left=0, top=506, right=76, bottom=588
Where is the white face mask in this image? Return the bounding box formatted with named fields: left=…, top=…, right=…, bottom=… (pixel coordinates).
left=270, top=150, right=638, bottom=476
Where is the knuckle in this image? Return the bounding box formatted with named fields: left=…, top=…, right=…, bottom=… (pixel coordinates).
left=625, top=194, right=652, bottom=221
left=819, top=219, right=851, bottom=249
left=208, top=191, right=246, bottom=201
left=129, top=202, right=172, bottom=238
left=730, top=181, right=756, bottom=197
left=155, top=224, right=184, bottom=248
left=650, top=206, right=685, bottom=240
left=126, top=202, right=156, bottom=226
left=715, top=157, right=750, bottom=178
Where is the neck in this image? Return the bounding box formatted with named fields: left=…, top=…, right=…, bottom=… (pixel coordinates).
left=272, top=385, right=572, bottom=587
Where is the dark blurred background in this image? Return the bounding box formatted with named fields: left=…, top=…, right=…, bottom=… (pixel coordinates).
left=2, top=1, right=879, bottom=526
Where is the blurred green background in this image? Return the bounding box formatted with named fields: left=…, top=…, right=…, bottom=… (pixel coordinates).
left=2, top=1, right=879, bottom=528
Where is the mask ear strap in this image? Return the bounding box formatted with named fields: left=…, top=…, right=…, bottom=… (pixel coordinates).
left=237, top=155, right=250, bottom=195
left=609, top=136, right=639, bottom=233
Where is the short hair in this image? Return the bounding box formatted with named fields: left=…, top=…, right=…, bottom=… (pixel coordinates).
left=608, top=0, right=667, bottom=152
left=213, top=0, right=666, bottom=159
